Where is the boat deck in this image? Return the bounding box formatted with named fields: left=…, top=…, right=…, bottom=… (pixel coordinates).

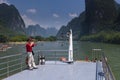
left=4, top=61, right=96, bottom=80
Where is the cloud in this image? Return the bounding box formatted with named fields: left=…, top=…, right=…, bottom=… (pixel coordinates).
left=53, top=13, right=59, bottom=18
left=40, top=24, right=49, bottom=29
left=22, top=14, right=37, bottom=27
left=27, top=9, right=37, bottom=14
left=0, top=0, right=10, bottom=5
left=69, top=13, right=78, bottom=18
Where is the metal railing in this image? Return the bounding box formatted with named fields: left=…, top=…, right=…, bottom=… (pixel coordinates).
left=92, top=49, right=102, bottom=61
left=35, top=50, right=68, bottom=60
left=0, top=49, right=116, bottom=80
left=102, top=52, right=116, bottom=80
left=0, top=50, right=68, bottom=79
left=0, top=54, right=24, bottom=79
left=92, top=49, right=116, bottom=80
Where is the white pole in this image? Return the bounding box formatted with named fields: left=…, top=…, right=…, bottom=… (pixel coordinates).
left=68, top=29, right=73, bottom=62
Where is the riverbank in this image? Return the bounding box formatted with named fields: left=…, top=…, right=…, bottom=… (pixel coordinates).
left=80, top=31, right=120, bottom=44
left=8, top=42, right=26, bottom=45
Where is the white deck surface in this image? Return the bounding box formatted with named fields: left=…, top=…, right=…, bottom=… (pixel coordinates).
left=4, top=61, right=96, bottom=80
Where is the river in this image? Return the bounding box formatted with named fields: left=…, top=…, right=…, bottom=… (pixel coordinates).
left=0, top=41, right=120, bottom=79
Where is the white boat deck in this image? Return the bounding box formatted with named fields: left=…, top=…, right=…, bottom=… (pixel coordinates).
left=4, top=61, right=96, bottom=80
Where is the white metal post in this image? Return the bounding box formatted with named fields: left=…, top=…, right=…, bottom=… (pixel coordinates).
left=68, top=29, right=73, bottom=62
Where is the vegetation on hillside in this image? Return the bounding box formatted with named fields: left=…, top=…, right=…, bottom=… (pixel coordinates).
left=0, top=35, right=8, bottom=43
left=57, top=0, right=120, bottom=44
left=80, top=31, right=120, bottom=44
left=0, top=34, right=57, bottom=43
left=34, top=36, right=57, bottom=41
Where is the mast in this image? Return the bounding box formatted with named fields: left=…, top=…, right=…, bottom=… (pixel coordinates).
left=68, top=29, right=73, bottom=62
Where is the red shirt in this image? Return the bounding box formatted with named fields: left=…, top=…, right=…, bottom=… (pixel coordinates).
left=26, top=42, right=34, bottom=52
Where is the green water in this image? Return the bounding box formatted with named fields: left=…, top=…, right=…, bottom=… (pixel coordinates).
left=74, top=41, right=120, bottom=80
left=0, top=41, right=120, bottom=80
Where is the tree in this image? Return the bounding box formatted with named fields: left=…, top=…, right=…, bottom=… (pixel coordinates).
left=0, top=35, right=8, bottom=43
left=35, top=36, right=44, bottom=41
left=10, top=35, right=27, bottom=42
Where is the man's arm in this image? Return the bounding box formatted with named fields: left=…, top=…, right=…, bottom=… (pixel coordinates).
left=30, top=42, right=35, bottom=47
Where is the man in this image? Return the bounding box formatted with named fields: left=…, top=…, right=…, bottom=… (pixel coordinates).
left=26, top=37, right=37, bottom=70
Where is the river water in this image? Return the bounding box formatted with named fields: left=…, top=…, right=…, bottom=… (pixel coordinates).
left=0, top=41, right=120, bottom=79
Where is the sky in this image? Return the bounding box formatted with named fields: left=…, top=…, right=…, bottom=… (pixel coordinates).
left=0, top=0, right=120, bottom=30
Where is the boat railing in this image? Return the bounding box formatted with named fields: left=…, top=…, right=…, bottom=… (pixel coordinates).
left=34, top=50, right=68, bottom=64
left=92, top=49, right=116, bottom=80
left=92, top=49, right=102, bottom=61
left=101, top=52, right=116, bottom=80
left=0, top=49, right=116, bottom=80
left=0, top=54, right=23, bottom=79
left=0, top=50, right=68, bottom=79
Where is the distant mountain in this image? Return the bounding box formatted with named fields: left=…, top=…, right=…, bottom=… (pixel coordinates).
left=46, top=27, right=58, bottom=37
left=26, top=24, right=58, bottom=37
left=56, top=11, right=85, bottom=39
left=56, top=26, right=69, bottom=39
left=0, top=3, right=25, bottom=35
left=57, top=0, right=120, bottom=40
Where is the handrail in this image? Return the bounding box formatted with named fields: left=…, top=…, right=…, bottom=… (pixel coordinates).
left=35, top=50, right=68, bottom=59
left=36, top=50, right=68, bottom=52
left=102, top=52, right=116, bottom=80
left=0, top=53, right=23, bottom=79
left=92, top=49, right=116, bottom=80
left=0, top=50, right=69, bottom=79
left=0, top=54, right=22, bottom=59
left=0, top=49, right=116, bottom=80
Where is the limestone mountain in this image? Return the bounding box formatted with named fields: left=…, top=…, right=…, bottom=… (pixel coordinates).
left=26, top=24, right=58, bottom=37
left=56, top=11, right=85, bottom=39
left=0, top=3, right=25, bottom=35
left=46, top=27, right=58, bottom=37
left=84, top=0, right=118, bottom=34
left=26, top=24, right=46, bottom=37
left=57, top=0, right=120, bottom=40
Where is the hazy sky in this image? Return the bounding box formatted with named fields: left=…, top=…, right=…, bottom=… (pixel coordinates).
left=0, top=0, right=120, bottom=30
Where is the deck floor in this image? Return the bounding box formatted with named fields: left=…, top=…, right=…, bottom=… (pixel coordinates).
left=4, top=61, right=96, bottom=80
